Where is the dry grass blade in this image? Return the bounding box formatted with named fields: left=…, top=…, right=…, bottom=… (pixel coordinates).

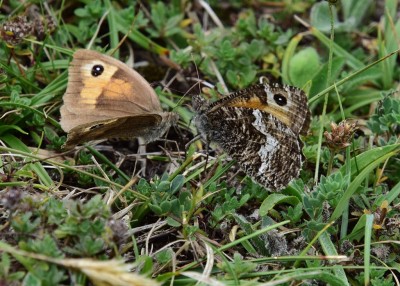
left=63, top=258, right=160, bottom=286
left=180, top=271, right=226, bottom=286
left=0, top=241, right=159, bottom=286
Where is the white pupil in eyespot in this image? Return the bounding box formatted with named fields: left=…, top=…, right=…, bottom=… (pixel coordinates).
left=274, top=93, right=287, bottom=106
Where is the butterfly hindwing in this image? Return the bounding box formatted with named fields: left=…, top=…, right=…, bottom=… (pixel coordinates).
left=193, top=83, right=310, bottom=191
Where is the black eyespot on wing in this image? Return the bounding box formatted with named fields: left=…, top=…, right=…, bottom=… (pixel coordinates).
left=91, top=65, right=104, bottom=77
left=273, top=93, right=287, bottom=106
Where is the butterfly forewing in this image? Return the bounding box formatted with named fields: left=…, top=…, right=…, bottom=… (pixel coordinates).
left=60, top=50, right=179, bottom=149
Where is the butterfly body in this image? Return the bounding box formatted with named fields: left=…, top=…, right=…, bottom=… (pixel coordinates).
left=60, top=50, right=178, bottom=149
left=193, top=83, right=310, bottom=191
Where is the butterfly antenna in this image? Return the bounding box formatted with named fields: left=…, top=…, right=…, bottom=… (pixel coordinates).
left=165, top=53, right=204, bottom=110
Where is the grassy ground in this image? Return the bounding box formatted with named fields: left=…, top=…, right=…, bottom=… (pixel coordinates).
left=0, top=0, right=400, bottom=285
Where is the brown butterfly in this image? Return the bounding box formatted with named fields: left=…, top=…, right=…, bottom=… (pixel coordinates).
left=60, top=50, right=179, bottom=149
left=193, top=83, right=310, bottom=191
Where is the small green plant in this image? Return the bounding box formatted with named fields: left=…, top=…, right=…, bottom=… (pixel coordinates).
left=368, top=92, right=400, bottom=141
left=217, top=252, right=257, bottom=278
left=0, top=253, right=25, bottom=283
left=0, top=0, right=399, bottom=285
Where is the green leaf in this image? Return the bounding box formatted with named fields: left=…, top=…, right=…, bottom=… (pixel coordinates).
left=309, top=57, right=345, bottom=97
left=233, top=213, right=267, bottom=256
left=289, top=47, right=320, bottom=88
left=170, top=175, right=184, bottom=195
left=160, top=201, right=172, bottom=213
left=166, top=217, right=181, bottom=227
left=310, top=2, right=339, bottom=32
left=22, top=273, right=41, bottom=286
left=157, top=181, right=170, bottom=193
left=149, top=204, right=163, bottom=215
left=0, top=125, right=29, bottom=136
left=217, top=40, right=235, bottom=61
left=0, top=253, right=10, bottom=276
left=259, top=194, right=300, bottom=216
left=318, top=232, right=349, bottom=285
left=343, top=0, right=373, bottom=28
left=155, top=248, right=174, bottom=265
left=137, top=256, right=153, bottom=275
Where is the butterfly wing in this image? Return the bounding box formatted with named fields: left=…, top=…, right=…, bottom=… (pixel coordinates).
left=193, top=83, right=310, bottom=191
left=196, top=106, right=302, bottom=191
left=60, top=49, right=163, bottom=132
left=206, top=84, right=310, bottom=136
left=63, top=113, right=178, bottom=149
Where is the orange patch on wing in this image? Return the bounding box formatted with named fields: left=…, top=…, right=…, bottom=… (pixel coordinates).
left=80, top=78, right=110, bottom=107
left=228, top=96, right=266, bottom=109
left=228, top=96, right=291, bottom=126
left=103, top=79, right=132, bottom=98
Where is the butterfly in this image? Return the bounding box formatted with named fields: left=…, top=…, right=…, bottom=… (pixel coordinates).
left=60, top=50, right=178, bottom=149
left=193, top=83, right=311, bottom=191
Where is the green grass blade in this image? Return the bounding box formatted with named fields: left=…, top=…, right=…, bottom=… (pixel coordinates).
left=1, top=134, right=53, bottom=187
left=339, top=143, right=400, bottom=177
left=376, top=180, right=400, bottom=206
left=310, top=26, right=364, bottom=70
left=31, top=70, right=68, bottom=106
left=364, top=214, right=374, bottom=286
left=105, top=0, right=119, bottom=56
left=332, top=145, right=400, bottom=221
left=217, top=220, right=290, bottom=253
left=0, top=145, right=149, bottom=201
left=281, top=34, right=302, bottom=85
left=310, top=48, right=399, bottom=104
left=115, top=20, right=169, bottom=56
left=86, top=145, right=131, bottom=183
left=319, top=232, right=349, bottom=286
